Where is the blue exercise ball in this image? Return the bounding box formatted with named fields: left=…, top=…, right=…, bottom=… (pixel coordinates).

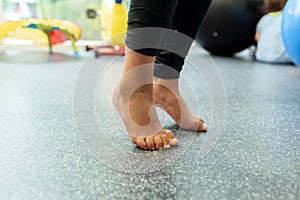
left=282, top=0, right=300, bottom=67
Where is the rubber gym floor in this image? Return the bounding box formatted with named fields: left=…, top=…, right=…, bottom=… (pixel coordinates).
left=0, top=44, right=299, bottom=200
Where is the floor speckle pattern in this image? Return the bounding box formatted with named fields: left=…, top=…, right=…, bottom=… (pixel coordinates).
left=0, top=46, right=299, bottom=199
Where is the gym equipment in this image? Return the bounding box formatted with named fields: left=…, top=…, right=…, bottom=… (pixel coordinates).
left=0, top=18, right=82, bottom=56
left=196, top=0, right=266, bottom=56
left=86, top=0, right=127, bottom=57
left=281, top=0, right=300, bottom=67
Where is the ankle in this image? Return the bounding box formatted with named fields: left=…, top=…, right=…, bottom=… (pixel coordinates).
left=153, top=77, right=179, bottom=92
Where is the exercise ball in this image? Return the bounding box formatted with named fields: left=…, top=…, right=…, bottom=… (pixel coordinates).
left=196, top=0, right=266, bottom=56
left=281, top=0, right=300, bottom=67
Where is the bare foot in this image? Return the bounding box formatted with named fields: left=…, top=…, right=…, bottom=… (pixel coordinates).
left=153, top=77, right=207, bottom=132
left=113, top=77, right=178, bottom=150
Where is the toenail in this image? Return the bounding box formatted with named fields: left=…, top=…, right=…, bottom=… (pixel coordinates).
left=163, top=145, right=170, bottom=149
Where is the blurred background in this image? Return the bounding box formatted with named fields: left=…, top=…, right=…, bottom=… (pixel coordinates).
left=0, top=0, right=129, bottom=40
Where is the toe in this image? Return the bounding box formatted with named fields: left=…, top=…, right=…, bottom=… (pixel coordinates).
left=169, top=138, right=179, bottom=146
left=146, top=137, right=155, bottom=150
left=163, top=130, right=178, bottom=146
left=160, top=134, right=171, bottom=148
left=199, top=118, right=205, bottom=123
left=163, top=129, right=175, bottom=139
left=136, top=137, right=148, bottom=150
left=130, top=130, right=178, bottom=150
left=198, top=120, right=208, bottom=132
left=153, top=135, right=163, bottom=149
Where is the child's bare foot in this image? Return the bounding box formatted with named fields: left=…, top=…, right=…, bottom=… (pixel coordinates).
left=153, top=77, right=207, bottom=132
left=113, top=73, right=178, bottom=150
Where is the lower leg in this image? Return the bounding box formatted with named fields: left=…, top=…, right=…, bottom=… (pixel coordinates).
left=153, top=0, right=212, bottom=132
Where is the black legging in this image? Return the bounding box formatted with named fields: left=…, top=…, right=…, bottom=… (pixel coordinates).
left=126, top=0, right=212, bottom=79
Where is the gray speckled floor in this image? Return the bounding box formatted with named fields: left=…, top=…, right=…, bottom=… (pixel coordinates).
left=0, top=46, right=299, bottom=200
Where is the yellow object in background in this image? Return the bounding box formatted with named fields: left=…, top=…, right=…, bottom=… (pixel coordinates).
left=100, top=0, right=128, bottom=46
left=0, top=19, right=82, bottom=43
left=8, top=27, right=48, bottom=45
left=0, top=19, right=82, bottom=56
